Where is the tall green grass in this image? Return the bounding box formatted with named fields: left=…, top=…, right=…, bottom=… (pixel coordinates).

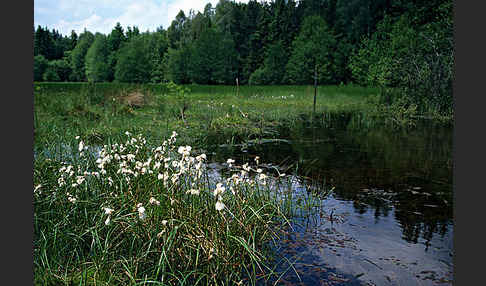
left=34, top=131, right=315, bottom=285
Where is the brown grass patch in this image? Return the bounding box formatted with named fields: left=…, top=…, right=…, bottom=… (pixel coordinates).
left=120, top=91, right=146, bottom=107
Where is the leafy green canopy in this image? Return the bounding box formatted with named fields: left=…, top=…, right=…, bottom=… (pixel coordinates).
left=189, top=28, right=238, bottom=85
left=284, top=16, right=336, bottom=85
left=349, top=0, right=453, bottom=114
left=85, top=33, right=111, bottom=82
left=70, top=31, right=95, bottom=82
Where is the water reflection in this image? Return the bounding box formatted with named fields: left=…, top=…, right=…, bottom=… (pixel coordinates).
left=209, top=113, right=453, bottom=285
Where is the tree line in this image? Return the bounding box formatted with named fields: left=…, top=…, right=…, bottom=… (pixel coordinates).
left=34, top=0, right=453, bottom=114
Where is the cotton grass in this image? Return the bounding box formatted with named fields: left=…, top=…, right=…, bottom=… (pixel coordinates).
left=34, top=130, right=295, bottom=285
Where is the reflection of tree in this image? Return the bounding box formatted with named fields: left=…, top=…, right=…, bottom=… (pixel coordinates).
left=211, top=112, right=453, bottom=245
left=393, top=194, right=452, bottom=245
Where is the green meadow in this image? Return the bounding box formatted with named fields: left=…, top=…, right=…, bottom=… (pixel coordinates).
left=34, top=82, right=384, bottom=151
left=33, top=82, right=445, bottom=285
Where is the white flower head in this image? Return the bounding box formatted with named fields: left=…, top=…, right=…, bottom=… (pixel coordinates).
left=76, top=176, right=85, bottom=185
left=103, top=207, right=114, bottom=215
left=149, top=197, right=160, bottom=206
left=242, top=163, right=250, bottom=172
left=107, top=177, right=113, bottom=186
left=104, top=216, right=111, bottom=225
left=213, top=183, right=225, bottom=197
left=227, top=158, right=235, bottom=167
left=177, top=145, right=192, bottom=156
left=196, top=154, right=207, bottom=161
left=186, top=189, right=200, bottom=195
left=138, top=206, right=146, bottom=220
left=215, top=200, right=225, bottom=211
left=78, top=141, right=84, bottom=152
left=161, top=219, right=168, bottom=226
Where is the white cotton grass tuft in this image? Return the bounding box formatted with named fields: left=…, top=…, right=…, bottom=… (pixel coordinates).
left=196, top=153, right=207, bottom=161
left=215, top=200, right=225, bottom=211
left=138, top=206, right=146, bottom=220
left=103, top=207, right=114, bottom=225
left=36, top=128, right=294, bottom=283
left=213, top=183, right=225, bottom=197
left=67, top=195, right=77, bottom=203
left=78, top=141, right=84, bottom=152
left=149, top=197, right=160, bottom=206
left=177, top=145, right=192, bottom=156
left=186, top=189, right=200, bottom=195
left=48, top=131, right=277, bottom=250
left=242, top=163, right=250, bottom=172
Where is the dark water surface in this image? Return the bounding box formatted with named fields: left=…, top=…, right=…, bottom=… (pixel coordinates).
left=210, top=114, right=453, bottom=285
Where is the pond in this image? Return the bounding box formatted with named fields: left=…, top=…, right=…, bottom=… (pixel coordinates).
left=209, top=113, right=453, bottom=286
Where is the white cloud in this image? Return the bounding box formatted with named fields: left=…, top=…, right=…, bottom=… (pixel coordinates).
left=110, top=0, right=169, bottom=32
left=57, top=15, right=111, bottom=35
left=35, top=0, right=250, bottom=36
left=47, top=0, right=168, bottom=35
left=167, top=0, right=218, bottom=26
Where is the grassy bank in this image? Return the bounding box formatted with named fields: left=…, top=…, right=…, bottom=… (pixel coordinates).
left=33, top=81, right=332, bottom=284
left=34, top=82, right=383, bottom=152
left=35, top=131, right=322, bottom=285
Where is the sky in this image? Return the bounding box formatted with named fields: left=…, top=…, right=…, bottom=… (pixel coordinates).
left=34, top=0, right=248, bottom=36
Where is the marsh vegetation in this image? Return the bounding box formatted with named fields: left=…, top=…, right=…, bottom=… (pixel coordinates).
left=34, top=82, right=453, bottom=285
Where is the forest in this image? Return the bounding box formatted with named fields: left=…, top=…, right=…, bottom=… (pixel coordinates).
left=34, top=0, right=453, bottom=115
